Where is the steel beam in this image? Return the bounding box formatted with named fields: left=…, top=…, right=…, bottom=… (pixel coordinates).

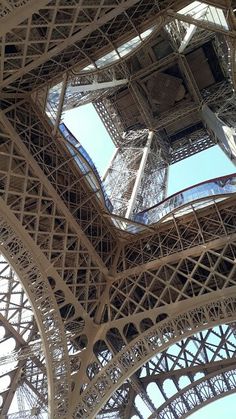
left=0, top=0, right=51, bottom=36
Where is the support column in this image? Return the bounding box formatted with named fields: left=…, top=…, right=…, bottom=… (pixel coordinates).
left=201, top=104, right=236, bottom=165
left=125, top=131, right=153, bottom=219
left=52, top=73, right=68, bottom=134
left=102, top=147, right=119, bottom=181
left=103, top=129, right=168, bottom=218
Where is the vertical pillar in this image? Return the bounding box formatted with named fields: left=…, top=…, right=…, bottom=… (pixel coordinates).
left=201, top=104, right=236, bottom=165
left=102, top=147, right=119, bottom=182
left=178, top=7, right=206, bottom=53
left=162, top=164, right=169, bottom=199
left=125, top=131, right=153, bottom=219
left=52, top=73, right=68, bottom=135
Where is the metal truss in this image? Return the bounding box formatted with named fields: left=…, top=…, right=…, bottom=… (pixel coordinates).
left=0, top=1, right=236, bottom=418
left=1, top=97, right=236, bottom=417
left=75, top=293, right=236, bottom=418
left=0, top=98, right=117, bottom=267
left=104, top=144, right=144, bottom=217
left=75, top=2, right=236, bottom=219
left=35, top=0, right=235, bottom=126
left=93, top=100, right=123, bottom=146
left=26, top=0, right=236, bottom=225
left=0, top=209, right=70, bottom=417
left=0, top=0, right=175, bottom=92
left=153, top=368, right=236, bottom=419
left=103, top=130, right=168, bottom=217
left=0, top=255, right=47, bottom=417
left=99, top=324, right=236, bottom=418
left=170, top=128, right=215, bottom=163
left=116, top=196, right=236, bottom=270
left=133, top=141, right=168, bottom=213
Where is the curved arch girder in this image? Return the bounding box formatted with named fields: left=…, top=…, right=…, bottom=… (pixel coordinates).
left=74, top=292, right=236, bottom=418
left=0, top=212, right=70, bottom=417
left=0, top=256, right=47, bottom=415
left=150, top=366, right=236, bottom=419
left=99, top=322, right=236, bottom=418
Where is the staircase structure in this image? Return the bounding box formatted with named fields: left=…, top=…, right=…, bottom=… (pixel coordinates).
left=0, top=1, right=236, bottom=418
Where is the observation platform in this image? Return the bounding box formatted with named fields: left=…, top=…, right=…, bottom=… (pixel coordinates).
left=134, top=173, right=236, bottom=225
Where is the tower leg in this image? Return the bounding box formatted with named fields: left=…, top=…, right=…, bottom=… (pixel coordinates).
left=202, top=104, right=236, bottom=165
left=104, top=129, right=169, bottom=218
left=125, top=131, right=153, bottom=219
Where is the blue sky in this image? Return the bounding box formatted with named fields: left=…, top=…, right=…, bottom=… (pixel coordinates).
left=64, top=104, right=236, bottom=418
left=189, top=393, right=236, bottom=419
left=64, top=104, right=115, bottom=178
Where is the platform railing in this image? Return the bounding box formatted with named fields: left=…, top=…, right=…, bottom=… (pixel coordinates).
left=133, top=173, right=236, bottom=225
left=59, top=123, right=113, bottom=212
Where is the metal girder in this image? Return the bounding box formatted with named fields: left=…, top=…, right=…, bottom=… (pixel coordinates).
left=1, top=95, right=236, bottom=416
left=73, top=289, right=236, bottom=417
left=70, top=78, right=128, bottom=93
left=0, top=0, right=151, bottom=90
left=0, top=207, right=70, bottom=417
left=1, top=1, right=236, bottom=418
left=115, top=231, right=236, bottom=281
left=0, top=366, right=24, bottom=417
left=0, top=100, right=116, bottom=271
left=0, top=259, right=47, bottom=416
left=0, top=0, right=51, bottom=37
left=148, top=366, right=236, bottom=418
left=102, top=343, right=236, bottom=419
left=2, top=96, right=235, bottom=419
left=0, top=0, right=198, bottom=92
left=0, top=110, right=235, bottom=417
left=167, top=9, right=236, bottom=38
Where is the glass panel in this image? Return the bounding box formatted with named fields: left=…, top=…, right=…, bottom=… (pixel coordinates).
left=179, top=1, right=228, bottom=29
left=134, top=174, right=236, bottom=225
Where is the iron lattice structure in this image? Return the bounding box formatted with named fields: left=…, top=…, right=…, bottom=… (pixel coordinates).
left=0, top=1, right=236, bottom=418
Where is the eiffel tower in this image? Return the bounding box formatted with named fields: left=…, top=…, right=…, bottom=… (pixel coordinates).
left=0, top=1, right=236, bottom=418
